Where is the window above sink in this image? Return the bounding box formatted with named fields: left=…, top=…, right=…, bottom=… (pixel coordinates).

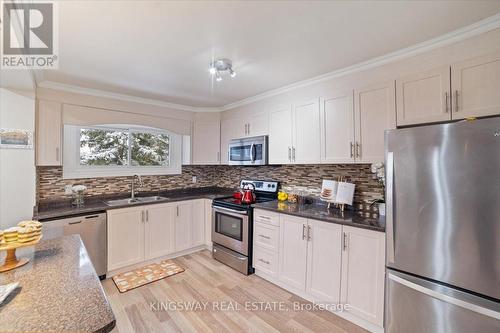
left=63, top=124, right=182, bottom=179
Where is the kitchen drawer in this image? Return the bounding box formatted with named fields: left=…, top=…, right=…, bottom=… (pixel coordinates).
left=254, top=209, right=280, bottom=226
left=253, top=246, right=278, bottom=277
left=254, top=222, right=279, bottom=251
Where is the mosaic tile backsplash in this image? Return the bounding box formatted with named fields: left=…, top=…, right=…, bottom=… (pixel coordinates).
left=37, top=164, right=384, bottom=205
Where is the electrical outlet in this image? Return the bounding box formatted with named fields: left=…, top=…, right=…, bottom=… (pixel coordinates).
left=64, top=185, right=73, bottom=195
left=192, top=176, right=197, bottom=183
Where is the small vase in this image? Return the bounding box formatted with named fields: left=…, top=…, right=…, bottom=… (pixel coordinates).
left=378, top=203, right=386, bottom=216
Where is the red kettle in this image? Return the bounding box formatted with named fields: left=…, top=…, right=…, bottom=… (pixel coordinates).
left=242, top=183, right=256, bottom=204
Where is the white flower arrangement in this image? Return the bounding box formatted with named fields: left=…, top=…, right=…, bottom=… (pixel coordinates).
left=72, top=185, right=87, bottom=193
left=371, top=162, right=385, bottom=205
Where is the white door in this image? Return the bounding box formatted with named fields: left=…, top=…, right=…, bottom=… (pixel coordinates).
left=145, top=203, right=175, bottom=260
left=396, top=66, right=451, bottom=126
left=107, top=207, right=145, bottom=271
left=174, top=201, right=193, bottom=251
left=320, top=91, right=355, bottom=163
left=451, top=51, right=500, bottom=119
left=269, top=105, right=294, bottom=164
left=204, top=199, right=212, bottom=247
left=293, top=98, right=321, bottom=164
left=248, top=112, right=269, bottom=137
left=192, top=121, right=221, bottom=165
left=278, top=214, right=308, bottom=291
left=354, top=81, right=396, bottom=163
left=191, top=199, right=205, bottom=247
left=36, top=100, right=62, bottom=166
left=306, top=219, right=343, bottom=303
left=340, top=226, right=385, bottom=327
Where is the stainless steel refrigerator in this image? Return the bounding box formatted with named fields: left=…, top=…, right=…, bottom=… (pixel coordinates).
left=385, top=117, right=500, bottom=332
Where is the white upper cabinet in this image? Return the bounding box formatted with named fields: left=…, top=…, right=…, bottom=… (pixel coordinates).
left=306, top=219, right=343, bottom=303
left=36, top=99, right=62, bottom=166
left=293, top=98, right=321, bottom=164
left=247, top=112, right=269, bottom=137
left=341, top=226, right=385, bottom=327
left=269, top=104, right=294, bottom=164
left=354, top=81, right=396, bottom=163
left=192, top=121, right=220, bottom=165
left=396, top=66, right=451, bottom=126
left=451, top=51, right=500, bottom=119
left=320, top=91, right=355, bottom=163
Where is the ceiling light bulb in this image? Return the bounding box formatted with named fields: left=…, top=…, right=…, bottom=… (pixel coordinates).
left=215, top=73, right=222, bottom=82
left=230, top=69, right=236, bottom=78
left=209, top=67, right=216, bottom=75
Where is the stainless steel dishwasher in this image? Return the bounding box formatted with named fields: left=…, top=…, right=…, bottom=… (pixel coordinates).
left=41, top=213, right=107, bottom=278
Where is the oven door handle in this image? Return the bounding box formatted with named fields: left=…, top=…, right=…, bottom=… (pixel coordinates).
left=213, top=206, right=248, bottom=216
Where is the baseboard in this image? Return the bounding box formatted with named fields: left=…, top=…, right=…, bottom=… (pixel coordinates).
left=254, top=269, right=384, bottom=333
left=107, top=245, right=207, bottom=277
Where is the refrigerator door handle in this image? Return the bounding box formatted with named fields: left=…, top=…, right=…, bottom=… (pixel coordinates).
left=388, top=272, right=500, bottom=320
left=386, top=151, right=395, bottom=264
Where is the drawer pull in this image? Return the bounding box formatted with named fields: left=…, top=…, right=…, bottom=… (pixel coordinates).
left=258, top=258, right=270, bottom=265
left=258, top=234, right=271, bottom=240
left=258, top=215, right=271, bottom=220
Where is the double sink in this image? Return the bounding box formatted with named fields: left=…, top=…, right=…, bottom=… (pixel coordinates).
left=104, top=195, right=167, bottom=206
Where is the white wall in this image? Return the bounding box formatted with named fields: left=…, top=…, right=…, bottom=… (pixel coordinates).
left=0, top=88, right=36, bottom=229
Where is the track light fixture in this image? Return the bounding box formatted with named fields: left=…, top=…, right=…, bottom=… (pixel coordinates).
left=209, top=58, right=236, bottom=82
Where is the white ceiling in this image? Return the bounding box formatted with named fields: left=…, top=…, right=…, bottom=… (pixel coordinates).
left=38, top=0, right=500, bottom=108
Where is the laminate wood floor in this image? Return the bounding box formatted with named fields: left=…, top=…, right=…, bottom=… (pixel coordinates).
left=102, top=250, right=369, bottom=333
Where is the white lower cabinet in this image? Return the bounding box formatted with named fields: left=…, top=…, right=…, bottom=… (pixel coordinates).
left=306, top=219, right=343, bottom=303
left=107, top=206, right=145, bottom=271
left=145, top=203, right=175, bottom=260
left=340, top=226, right=386, bottom=327
left=174, top=201, right=193, bottom=252
left=253, top=212, right=385, bottom=331
left=107, top=199, right=206, bottom=272
left=278, top=214, right=308, bottom=291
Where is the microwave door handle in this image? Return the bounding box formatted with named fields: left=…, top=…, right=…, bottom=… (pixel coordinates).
left=386, top=151, right=395, bottom=265
left=250, top=143, right=255, bottom=162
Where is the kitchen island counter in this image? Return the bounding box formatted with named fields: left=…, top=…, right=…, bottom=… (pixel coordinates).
left=0, top=235, right=115, bottom=333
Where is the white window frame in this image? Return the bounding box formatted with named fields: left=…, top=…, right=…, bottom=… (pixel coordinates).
left=63, top=124, right=182, bottom=179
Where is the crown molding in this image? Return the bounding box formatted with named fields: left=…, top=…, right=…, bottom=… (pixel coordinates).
left=37, top=13, right=500, bottom=113
left=37, top=81, right=221, bottom=112
left=220, top=12, right=500, bottom=111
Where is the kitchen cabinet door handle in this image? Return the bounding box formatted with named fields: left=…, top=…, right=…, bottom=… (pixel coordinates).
left=454, top=90, right=459, bottom=112
left=292, top=147, right=296, bottom=162
left=258, top=234, right=271, bottom=240
left=68, top=220, right=82, bottom=225
left=350, top=142, right=354, bottom=158
left=258, top=215, right=271, bottom=220
left=258, top=258, right=270, bottom=265
left=343, top=232, right=348, bottom=251
left=247, top=123, right=250, bottom=135
left=288, top=147, right=291, bottom=162
left=307, top=225, right=311, bottom=241
left=141, top=211, right=145, bottom=223
left=355, top=142, right=361, bottom=158
left=146, top=210, right=149, bottom=222
left=444, top=92, right=449, bottom=113
left=302, top=224, right=307, bottom=240
left=176, top=206, right=179, bottom=217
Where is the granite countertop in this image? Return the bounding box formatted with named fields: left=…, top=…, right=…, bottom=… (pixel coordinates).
left=0, top=235, right=115, bottom=333
left=33, top=186, right=234, bottom=220
left=253, top=200, right=385, bottom=232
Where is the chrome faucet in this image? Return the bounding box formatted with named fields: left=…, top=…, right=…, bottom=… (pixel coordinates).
left=131, top=175, right=143, bottom=199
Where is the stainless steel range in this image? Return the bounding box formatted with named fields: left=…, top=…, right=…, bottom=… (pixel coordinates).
left=212, top=179, right=279, bottom=275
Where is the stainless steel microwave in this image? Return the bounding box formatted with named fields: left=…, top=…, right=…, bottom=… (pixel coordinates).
left=228, top=136, right=268, bottom=166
